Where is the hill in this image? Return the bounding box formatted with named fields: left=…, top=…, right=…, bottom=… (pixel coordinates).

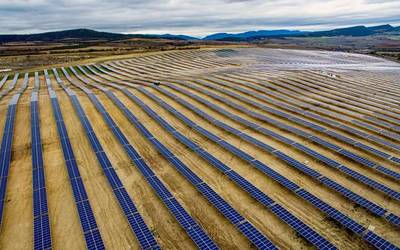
left=0, top=28, right=198, bottom=43
left=303, top=24, right=396, bottom=37
left=1, top=25, right=399, bottom=43
left=205, top=24, right=400, bottom=41
left=203, top=29, right=303, bottom=40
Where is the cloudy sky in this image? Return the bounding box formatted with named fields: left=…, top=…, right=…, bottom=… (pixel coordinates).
left=1, top=0, right=399, bottom=37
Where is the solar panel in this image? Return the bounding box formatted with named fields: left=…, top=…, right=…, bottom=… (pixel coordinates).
left=295, top=189, right=365, bottom=235
left=157, top=82, right=400, bottom=218
left=45, top=73, right=105, bottom=249
left=88, top=60, right=398, bottom=247
left=58, top=70, right=218, bottom=249
left=337, top=166, right=400, bottom=201
left=0, top=80, right=28, bottom=229
left=292, top=143, right=341, bottom=168
left=97, top=84, right=276, bottom=248
left=194, top=77, right=400, bottom=168
left=56, top=72, right=167, bottom=249
left=385, top=214, right=400, bottom=227
left=146, top=83, right=400, bottom=234
left=270, top=204, right=335, bottom=249
left=363, top=231, right=399, bottom=250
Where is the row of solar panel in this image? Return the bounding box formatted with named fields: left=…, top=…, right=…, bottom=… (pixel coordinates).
left=187, top=79, right=400, bottom=181
left=150, top=84, right=400, bottom=228
left=0, top=74, right=8, bottom=89
left=43, top=72, right=105, bottom=250
left=208, top=75, right=397, bottom=151
left=254, top=76, right=400, bottom=134
left=60, top=71, right=217, bottom=250
left=59, top=69, right=166, bottom=248
left=0, top=103, right=17, bottom=228
left=174, top=82, right=400, bottom=225
left=300, top=71, right=400, bottom=108
left=87, top=63, right=400, bottom=250
left=274, top=76, right=400, bottom=128
left=31, top=98, right=52, bottom=250
left=99, top=86, right=277, bottom=249
left=0, top=74, right=19, bottom=99
left=133, top=87, right=336, bottom=249
left=282, top=72, right=400, bottom=114
left=161, top=82, right=400, bottom=202
left=62, top=87, right=160, bottom=250
left=234, top=75, right=400, bottom=133
left=211, top=76, right=400, bottom=161
left=137, top=85, right=400, bottom=249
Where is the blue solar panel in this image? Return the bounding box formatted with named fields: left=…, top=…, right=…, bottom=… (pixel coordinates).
left=270, top=204, right=335, bottom=249
left=251, top=160, right=301, bottom=191
left=126, top=213, right=160, bottom=249
left=390, top=156, right=400, bottom=164
left=100, top=86, right=275, bottom=248
left=386, top=213, right=400, bottom=227
left=218, top=140, right=254, bottom=161
left=147, top=176, right=174, bottom=200
left=225, top=170, right=275, bottom=207
left=337, top=166, right=400, bottom=201
left=195, top=77, right=400, bottom=172
left=33, top=215, right=51, bottom=250
left=158, top=78, right=400, bottom=238
left=236, top=221, right=278, bottom=250
left=292, top=143, right=341, bottom=168
left=273, top=151, right=322, bottom=179
left=375, top=166, right=400, bottom=181
left=58, top=73, right=218, bottom=249
left=325, top=130, right=356, bottom=145
left=308, top=136, right=342, bottom=151
left=319, top=177, right=387, bottom=216
left=0, top=98, right=22, bottom=228
left=295, top=189, right=365, bottom=235
left=339, top=150, right=375, bottom=168
left=45, top=74, right=105, bottom=249
left=89, top=62, right=398, bottom=247
left=153, top=82, right=399, bottom=215
left=363, top=231, right=399, bottom=250
left=83, top=229, right=105, bottom=250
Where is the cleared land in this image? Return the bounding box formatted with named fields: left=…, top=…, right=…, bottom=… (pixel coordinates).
left=0, top=48, right=399, bottom=249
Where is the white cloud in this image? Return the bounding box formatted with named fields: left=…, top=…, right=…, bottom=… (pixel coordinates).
left=0, top=0, right=399, bottom=37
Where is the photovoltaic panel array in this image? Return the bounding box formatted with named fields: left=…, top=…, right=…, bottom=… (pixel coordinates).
left=202, top=76, right=400, bottom=165
left=31, top=72, right=52, bottom=250
left=136, top=84, right=398, bottom=249
left=156, top=82, right=400, bottom=227
left=71, top=74, right=277, bottom=249
left=81, top=61, right=399, bottom=249
left=122, top=86, right=336, bottom=250
left=187, top=78, right=400, bottom=182
left=0, top=73, right=27, bottom=228
left=63, top=66, right=218, bottom=250
left=44, top=70, right=105, bottom=250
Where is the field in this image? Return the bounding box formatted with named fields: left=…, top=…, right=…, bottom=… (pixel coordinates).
left=0, top=47, right=399, bottom=249
left=0, top=39, right=235, bottom=73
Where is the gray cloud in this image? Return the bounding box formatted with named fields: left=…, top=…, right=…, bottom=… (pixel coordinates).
left=0, top=0, right=399, bottom=37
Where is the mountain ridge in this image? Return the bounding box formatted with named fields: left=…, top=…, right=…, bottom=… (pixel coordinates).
left=0, top=28, right=198, bottom=43
left=0, top=24, right=399, bottom=43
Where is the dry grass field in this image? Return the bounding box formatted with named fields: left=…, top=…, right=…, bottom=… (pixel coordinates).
left=0, top=47, right=399, bottom=249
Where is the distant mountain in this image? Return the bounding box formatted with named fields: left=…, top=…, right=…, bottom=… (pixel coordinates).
left=204, top=24, right=400, bottom=41
left=0, top=28, right=198, bottom=43
left=203, top=29, right=303, bottom=40
left=1, top=24, right=399, bottom=43
left=0, top=29, right=131, bottom=43
left=304, top=24, right=396, bottom=37
left=157, top=34, right=199, bottom=40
